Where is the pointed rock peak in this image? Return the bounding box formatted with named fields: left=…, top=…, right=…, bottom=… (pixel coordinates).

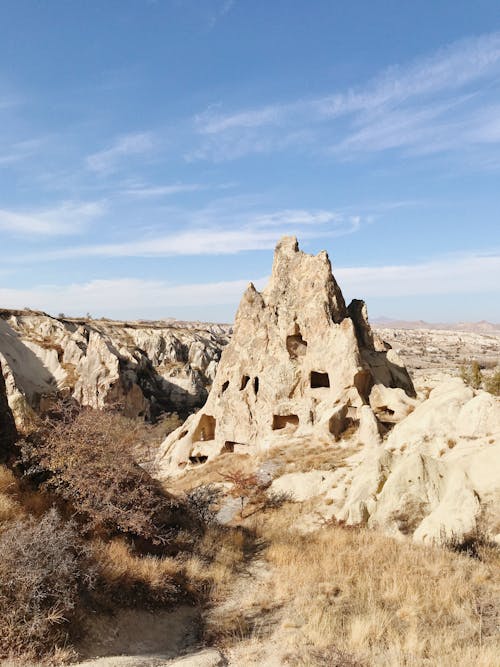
left=275, top=235, right=299, bottom=256
left=156, top=236, right=417, bottom=477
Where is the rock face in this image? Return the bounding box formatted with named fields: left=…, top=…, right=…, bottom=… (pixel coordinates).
left=156, top=237, right=415, bottom=476
left=0, top=310, right=230, bottom=431
left=269, top=376, right=500, bottom=545
left=0, top=358, right=17, bottom=460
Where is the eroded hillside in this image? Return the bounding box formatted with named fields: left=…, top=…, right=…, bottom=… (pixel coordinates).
left=0, top=309, right=231, bottom=431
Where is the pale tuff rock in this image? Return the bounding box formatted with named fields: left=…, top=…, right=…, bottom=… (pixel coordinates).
left=0, top=310, right=229, bottom=431
left=156, top=236, right=499, bottom=546
left=156, top=236, right=415, bottom=476
left=0, top=358, right=17, bottom=458
left=272, top=379, right=500, bottom=545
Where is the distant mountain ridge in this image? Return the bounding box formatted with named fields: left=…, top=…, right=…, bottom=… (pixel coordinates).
left=373, top=317, right=500, bottom=334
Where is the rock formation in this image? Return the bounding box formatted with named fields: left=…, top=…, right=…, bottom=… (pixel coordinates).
left=0, top=358, right=17, bottom=460
left=156, top=237, right=415, bottom=475
left=270, top=377, right=500, bottom=545
left=0, top=310, right=230, bottom=431
left=156, top=236, right=500, bottom=547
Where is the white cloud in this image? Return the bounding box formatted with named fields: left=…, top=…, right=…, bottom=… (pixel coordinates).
left=0, top=276, right=265, bottom=318
left=86, top=132, right=154, bottom=173
left=1, top=252, right=497, bottom=319
left=0, top=201, right=105, bottom=237
left=337, top=253, right=500, bottom=298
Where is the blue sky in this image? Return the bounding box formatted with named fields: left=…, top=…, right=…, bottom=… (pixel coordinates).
left=0, top=0, right=499, bottom=322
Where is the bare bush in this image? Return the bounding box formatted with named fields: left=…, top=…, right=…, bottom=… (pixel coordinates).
left=184, top=484, right=224, bottom=525
left=0, top=507, right=95, bottom=660
left=18, top=402, right=189, bottom=550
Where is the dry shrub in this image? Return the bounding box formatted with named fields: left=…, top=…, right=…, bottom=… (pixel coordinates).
left=0, top=465, right=23, bottom=524
left=484, top=368, right=500, bottom=396
left=0, top=507, right=95, bottom=662
left=18, top=402, right=189, bottom=549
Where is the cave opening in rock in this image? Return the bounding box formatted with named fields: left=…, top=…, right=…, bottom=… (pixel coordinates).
left=221, top=380, right=229, bottom=393
left=193, top=414, right=216, bottom=441
left=272, top=414, right=299, bottom=430
left=286, top=333, right=308, bottom=359
left=253, top=377, right=259, bottom=394
left=310, top=371, right=330, bottom=388
left=189, top=455, right=208, bottom=465
left=240, top=375, right=250, bottom=390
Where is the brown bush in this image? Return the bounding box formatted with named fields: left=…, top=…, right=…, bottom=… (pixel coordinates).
left=0, top=507, right=95, bottom=661
left=18, top=402, right=190, bottom=550
left=484, top=368, right=500, bottom=396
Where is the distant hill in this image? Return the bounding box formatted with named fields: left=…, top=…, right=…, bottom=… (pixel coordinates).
left=373, top=317, right=500, bottom=334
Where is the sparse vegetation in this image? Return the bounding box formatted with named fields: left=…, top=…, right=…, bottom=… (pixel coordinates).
left=0, top=508, right=95, bottom=663
left=460, top=359, right=484, bottom=389
left=484, top=367, right=500, bottom=396
left=205, top=504, right=500, bottom=666
left=460, top=360, right=500, bottom=396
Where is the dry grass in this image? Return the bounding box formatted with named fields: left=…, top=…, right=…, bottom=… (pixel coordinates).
left=0, top=465, right=24, bottom=524
left=210, top=504, right=500, bottom=666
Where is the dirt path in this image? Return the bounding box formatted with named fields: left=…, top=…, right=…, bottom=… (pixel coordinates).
left=74, top=607, right=226, bottom=667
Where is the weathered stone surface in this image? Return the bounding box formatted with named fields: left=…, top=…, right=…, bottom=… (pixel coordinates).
left=156, top=237, right=415, bottom=476
left=0, top=310, right=230, bottom=431
left=0, top=358, right=17, bottom=460
left=272, top=378, right=500, bottom=545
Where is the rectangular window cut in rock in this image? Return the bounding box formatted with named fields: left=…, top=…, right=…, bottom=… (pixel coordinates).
left=310, top=371, right=330, bottom=388
left=272, top=414, right=299, bottom=430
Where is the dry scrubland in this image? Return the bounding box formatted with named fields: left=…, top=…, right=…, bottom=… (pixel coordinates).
left=0, top=404, right=498, bottom=666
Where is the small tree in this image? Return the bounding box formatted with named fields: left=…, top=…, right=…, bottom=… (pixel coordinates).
left=221, top=471, right=265, bottom=519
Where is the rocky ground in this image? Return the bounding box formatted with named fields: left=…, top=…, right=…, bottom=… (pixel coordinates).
left=375, top=326, right=500, bottom=391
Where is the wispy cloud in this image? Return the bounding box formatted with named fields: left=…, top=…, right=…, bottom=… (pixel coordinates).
left=191, top=31, right=500, bottom=161
left=208, top=0, right=236, bottom=29
left=7, top=204, right=360, bottom=260
left=121, top=182, right=204, bottom=198
left=0, top=201, right=105, bottom=237
left=0, top=138, right=45, bottom=166
left=86, top=132, right=154, bottom=174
